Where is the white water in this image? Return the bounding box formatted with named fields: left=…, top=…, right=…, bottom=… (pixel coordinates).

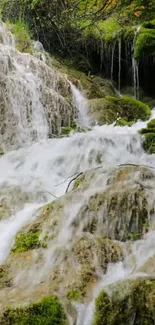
left=70, top=82, right=90, bottom=126
left=0, top=22, right=155, bottom=325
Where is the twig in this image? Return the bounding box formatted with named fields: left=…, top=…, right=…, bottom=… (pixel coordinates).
left=38, top=191, right=58, bottom=199
left=54, top=172, right=80, bottom=187
left=65, top=172, right=83, bottom=193
left=119, top=163, right=155, bottom=169
left=57, top=163, right=155, bottom=195
left=135, top=181, right=153, bottom=190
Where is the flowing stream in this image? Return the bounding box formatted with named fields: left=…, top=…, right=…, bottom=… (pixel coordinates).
left=1, top=22, right=155, bottom=324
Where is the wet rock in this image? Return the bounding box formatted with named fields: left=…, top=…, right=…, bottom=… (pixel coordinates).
left=88, top=95, right=151, bottom=125
left=94, top=277, right=155, bottom=325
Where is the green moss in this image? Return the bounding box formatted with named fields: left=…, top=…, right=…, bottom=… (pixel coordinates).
left=143, top=20, right=155, bottom=29
left=143, top=133, right=155, bottom=154
left=61, top=126, right=74, bottom=135
left=12, top=231, right=45, bottom=253
left=0, top=148, right=4, bottom=156
left=134, top=27, right=155, bottom=60
left=96, top=237, right=122, bottom=271
left=123, top=26, right=136, bottom=41
left=10, top=20, right=32, bottom=53
left=0, top=264, right=12, bottom=289
left=67, top=289, right=82, bottom=301
left=115, top=118, right=134, bottom=126
left=0, top=295, right=68, bottom=325
left=106, top=96, right=151, bottom=121
left=139, top=127, right=155, bottom=134
left=88, top=96, right=151, bottom=125
left=147, top=119, right=155, bottom=128
left=88, top=84, right=105, bottom=99
left=93, top=278, right=155, bottom=325
left=73, top=174, right=88, bottom=190
left=82, top=17, right=122, bottom=42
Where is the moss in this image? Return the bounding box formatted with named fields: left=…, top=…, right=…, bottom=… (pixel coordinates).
left=134, top=26, right=155, bottom=60
left=61, top=126, right=74, bottom=135
left=139, top=127, right=155, bottom=134
left=88, top=96, right=151, bottom=125
left=106, top=96, right=151, bottom=121
left=0, top=148, right=4, bottom=156
left=123, top=26, right=136, bottom=41
left=93, top=278, right=155, bottom=325
left=147, top=119, right=155, bottom=128
left=0, top=200, right=11, bottom=220
left=74, top=237, right=92, bottom=265
left=67, top=289, right=82, bottom=301
left=12, top=230, right=46, bottom=253
left=10, top=21, right=32, bottom=53
left=0, top=264, right=12, bottom=289
left=73, top=174, right=88, bottom=190
left=0, top=295, right=68, bottom=325
left=80, top=176, right=150, bottom=241
left=139, top=119, right=155, bottom=153
left=96, top=237, right=122, bottom=271
left=82, top=17, right=122, bottom=42
left=115, top=118, right=134, bottom=126
left=143, top=133, right=155, bottom=154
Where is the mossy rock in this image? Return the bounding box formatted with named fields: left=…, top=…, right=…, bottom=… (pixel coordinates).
left=88, top=98, right=117, bottom=124
left=106, top=96, right=151, bottom=121
left=147, top=119, right=155, bottom=128
left=9, top=21, right=32, bottom=53
left=139, top=119, right=155, bottom=153
left=139, top=128, right=155, bottom=135
left=88, top=96, right=151, bottom=125
left=115, top=118, right=134, bottom=126
left=134, top=26, right=155, bottom=60
left=93, top=278, right=155, bottom=325
left=143, top=133, right=155, bottom=154
left=75, top=166, right=155, bottom=241
left=45, top=54, right=116, bottom=100
left=61, top=126, right=74, bottom=136
left=0, top=264, right=12, bottom=289
left=12, top=226, right=47, bottom=253
left=90, top=77, right=116, bottom=97
left=66, top=289, right=82, bottom=302
left=0, top=295, right=68, bottom=325
left=0, top=148, right=4, bottom=156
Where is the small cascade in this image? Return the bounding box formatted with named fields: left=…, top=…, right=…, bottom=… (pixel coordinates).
left=132, top=26, right=141, bottom=99
left=70, top=82, right=90, bottom=127
left=0, top=23, right=75, bottom=150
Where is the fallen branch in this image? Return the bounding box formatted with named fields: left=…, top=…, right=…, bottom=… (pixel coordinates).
left=65, top=172, right=83, bottom=193
left=135, top=181, right=153, bottom=190
left=54, top=172, right=80, bottom=187
left=119, top=163, right=155, bottom=169
left=38, top=191, right=58, bottom=199
left=56, top=163, right=155, bottom=195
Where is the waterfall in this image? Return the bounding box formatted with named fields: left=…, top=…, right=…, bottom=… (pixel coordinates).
left=1, top=21, right=155, bottom=325
left=70, top=82, right=90, bottom=126
left=0, top=23, right=75, bottom=150
left=132, top=26, right=141, bottom=99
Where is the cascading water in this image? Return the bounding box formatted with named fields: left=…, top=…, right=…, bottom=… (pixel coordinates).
left=1, top=22, right=155, bottom=325
left=70, top=82, right=90, bottom=127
